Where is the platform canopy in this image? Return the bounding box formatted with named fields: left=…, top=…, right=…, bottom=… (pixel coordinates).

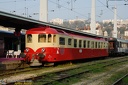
left=0, top=11, right=104, bottom=38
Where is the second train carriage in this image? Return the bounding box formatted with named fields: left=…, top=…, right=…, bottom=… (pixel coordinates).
left=23, top=26, right=108, bottom=66
left=108, top=37, right=128, bottom=56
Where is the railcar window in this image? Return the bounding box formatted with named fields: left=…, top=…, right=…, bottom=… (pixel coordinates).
left=101, top=42, right=103, bottom=48
left=68, top=38, right=72, bottom=45
left=125, top=43, right=128, bottom=48
left=93, top=42, right=95, bottom=48
left=27, top=34, right=32, bottom=43
left=38, top=34, right=46, bottom=43
left=79, top=40, right=82, bottom=48
left=83, top=40, right=86, bottom=48
left=48, top=34, right=52, bottom=43
left=119, top=42, right=121, bottom=48
left=53, top=35, right=56, bottom=43
left=59, top=37, right=65, bottom=45
left=109, top=42, right=114, bottom=49
left=91, top=41, right=94, bottom=48
left=74, top=39, right=77, bottom=48
left=95, top=42, right=97, bottom=48
left=121, top=43, right=123, bottom=48
left=104, top=43, right=106, bottom=48
left=98, top=42, right=100, bottom=48
left=87, top=41, right=90, bottom=48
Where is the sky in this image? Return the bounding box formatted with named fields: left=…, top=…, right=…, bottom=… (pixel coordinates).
left=0, top=0, right=128, bottom=22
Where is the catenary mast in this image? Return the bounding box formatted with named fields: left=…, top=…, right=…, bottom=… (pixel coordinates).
left=39, top=0, right=48, bottom=22
left=113, top=5, right=117, bottom=38
left=90, top=0, right=96, bottom=34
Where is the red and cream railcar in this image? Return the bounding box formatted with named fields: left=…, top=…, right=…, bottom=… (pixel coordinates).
left=24, top=27, right=108, bottom=66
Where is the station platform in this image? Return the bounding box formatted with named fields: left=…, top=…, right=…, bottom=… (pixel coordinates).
left=0, top=58, right=29, bottom=70
left=0, top=58, right=24, bottom=62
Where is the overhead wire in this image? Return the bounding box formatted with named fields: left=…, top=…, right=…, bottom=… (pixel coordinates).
left=48, top=0, right=88, bottom=19
left=0, top=0, right=127, bottom=21
left=0, top=0, right=39, bottom=18
left=97, top=0, right=126, bottom=20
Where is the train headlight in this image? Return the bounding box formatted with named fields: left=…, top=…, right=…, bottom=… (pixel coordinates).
left=41, top=48, right=45, bottom=52
left=26, top=48, right=29, bottom=52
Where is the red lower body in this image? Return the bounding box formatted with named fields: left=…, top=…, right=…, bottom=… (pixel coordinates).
left=25, top=47, right=108, bottom=63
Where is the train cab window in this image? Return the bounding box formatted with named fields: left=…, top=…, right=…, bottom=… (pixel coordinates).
left=68, top=38, right=72, bottom=45
left=79, top=40, right=82, bottom=48
left=53, top=35, right=56, bottom=43
left=59, top=37, right=65, bottom=45
left=83, top=40, right=86, bottom=48
left=38, top=34, right=46, bottom=43
left=48, top=34, right=52, bottom=43
left=27, top=34, right=32, bottom=43
left=74, top=39, right=77, bottom=48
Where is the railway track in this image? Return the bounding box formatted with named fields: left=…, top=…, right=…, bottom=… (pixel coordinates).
left=5, top=56, right=127, bottom=85
left=34, top=57, right=128, bottom=85
left=0, top=67, right=42, bottom=78
left=112, top=73, right=128, bottom=85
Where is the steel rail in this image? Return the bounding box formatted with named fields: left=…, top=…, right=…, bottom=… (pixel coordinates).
left=112, top=73, right=128, bottom=85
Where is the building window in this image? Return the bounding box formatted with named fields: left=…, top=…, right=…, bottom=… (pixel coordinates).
left=38, top=34, right=46, bottom=43
left=27, top=34, right=32, bottom=43
left=59, top=37, right=65, bottom=45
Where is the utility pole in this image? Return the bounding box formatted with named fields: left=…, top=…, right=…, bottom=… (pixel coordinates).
left=39, top=0, right=48, bottom=22
left=90, top=0, right=96, bottom=34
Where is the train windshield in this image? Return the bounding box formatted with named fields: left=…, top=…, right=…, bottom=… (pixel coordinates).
left=27, top=34, right=32, bottom=43
left=38, top=34, right=56, bottom=43
left=38, top=34, right=46, bottom=43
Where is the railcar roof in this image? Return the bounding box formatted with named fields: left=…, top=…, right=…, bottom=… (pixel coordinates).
left=26, top=27, right=106, bottom=40
left=26, top=27, right=69, bottom=35
left=69, top=33, right=106, bottom=41
left=117, top=39, right=128, bottom=43
left=108, top=37, right=128, bottom=43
